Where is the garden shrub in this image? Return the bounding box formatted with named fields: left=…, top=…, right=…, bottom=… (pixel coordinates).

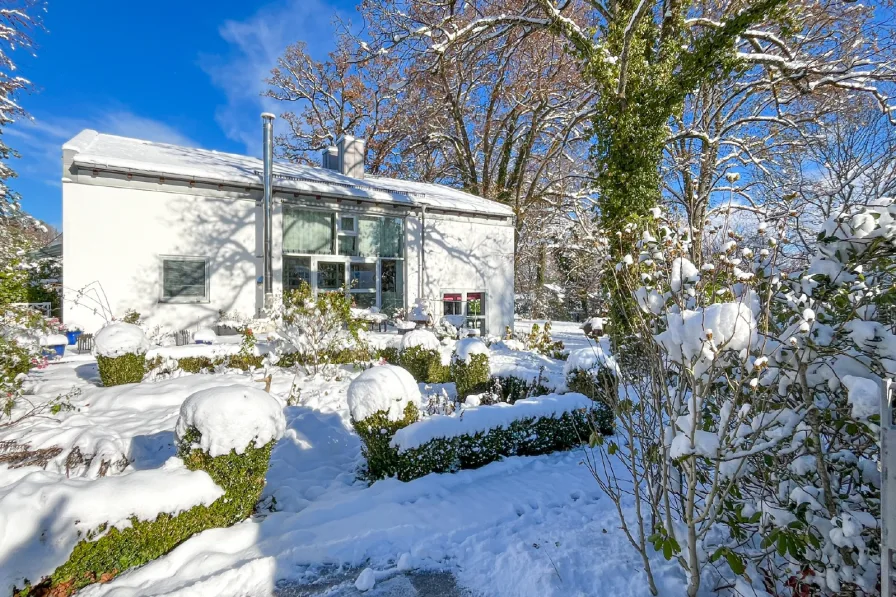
left=378, top=345, right=400, bottom=365
left=352, top=402, right=420, bottom=481
left=96, top=353, right=146, bottom=386
left=399, top=345, right=449, bottom=383
left=451, top=353, right=490, bottom=399
left=493, top=375, right=553, bottom=404
left=24, top=428, right=276, bottom=597
left=566, top=368, right=616, bottom=435
left=390, top=407, right=591, bottom=482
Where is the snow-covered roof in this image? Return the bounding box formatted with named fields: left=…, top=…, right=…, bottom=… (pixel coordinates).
left=64, top=130, right=513, bottom=218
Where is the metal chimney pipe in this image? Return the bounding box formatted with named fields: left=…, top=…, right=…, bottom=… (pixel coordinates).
left=261, top=112, right=276, bottom=307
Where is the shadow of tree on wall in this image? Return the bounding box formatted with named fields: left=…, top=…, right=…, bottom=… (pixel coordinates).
left=124, top=188, right=260, bottom=333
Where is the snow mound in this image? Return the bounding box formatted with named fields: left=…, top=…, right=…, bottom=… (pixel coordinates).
left=453, top=337, right=489, bottom=363
left=175, top=385, right=286, bottom=457
left=400, top=329, right=439, bottom=352
left=493, top=338, right=526, bottom=351
left=0, top=458, right=222, bottom=593
left=564, top=346, right=618, bottom=377
left=391, top=392, right=591, bottom=452
left=192, top=328, right=217, bottom=344
left=347, top=364, right=421, bottom=422
left=842, top=375, right=880, bottom=421
left=94, top=322, right=150, bottom=357
left=39, top=333, right=69, bottom=347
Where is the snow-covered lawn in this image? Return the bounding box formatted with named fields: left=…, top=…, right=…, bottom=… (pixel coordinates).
left=0, top=323, right=682, bottom=597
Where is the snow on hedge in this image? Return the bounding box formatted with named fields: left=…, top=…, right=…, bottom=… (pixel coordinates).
left=347, top=364, right=421, bottom=422
left=563, top=346, right=618, bottom=377
left=453, top=337, right=489, bottom=363
left=670, top=257, right=699, bottom=293
left=94, top=322, right=150, bottom=357
left=0, top=459, right=223, bottom=593
left=399, top=329, right=439, bottom=352
left=391, top=392, right=591, bottom=452
left=175, top=385, right=286, bottom=457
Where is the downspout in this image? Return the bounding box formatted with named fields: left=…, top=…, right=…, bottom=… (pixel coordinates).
left=262, top=113, right=275, bottom=309
left=418, top=205, right=427, bottom=301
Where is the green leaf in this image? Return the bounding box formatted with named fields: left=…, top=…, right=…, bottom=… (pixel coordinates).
left=725, top=552, right=746, bottom=576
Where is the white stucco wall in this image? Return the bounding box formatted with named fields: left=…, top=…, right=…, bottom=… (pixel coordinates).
left=63, top=181, right=261, bottom=334
left=63, top=176, right=514, bottom=336
left=406, top=212, right=515, bottom=334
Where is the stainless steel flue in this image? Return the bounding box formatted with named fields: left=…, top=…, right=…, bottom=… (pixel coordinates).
left=261, top=112, right=275, bottom=307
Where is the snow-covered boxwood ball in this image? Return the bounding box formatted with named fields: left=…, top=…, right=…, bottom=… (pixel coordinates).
left=396, top=329, right=447, bottom=383
left=93, top=321, right=151, bottom=386
left=26, top=386, right=286, bottom=595
left=563, top=346, right=618, bottom=434
left=450, top=337, right=491, bottom=399
left=348, top=364, right=422, bottom=480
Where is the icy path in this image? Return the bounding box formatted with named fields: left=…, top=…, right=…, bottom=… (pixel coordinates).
left=82, top=401, right=682, bottom=597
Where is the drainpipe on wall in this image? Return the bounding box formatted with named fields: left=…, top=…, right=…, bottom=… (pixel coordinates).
left=262, top=113, right=275, bottom=309
left=418, top=205, right=427, bottom=301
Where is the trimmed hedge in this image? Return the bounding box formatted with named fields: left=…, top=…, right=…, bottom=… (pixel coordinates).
left=22, top=427, right=275, bottom=596
left=451, top=353, right=490, bottom=399
left=357, top=402, right=592, bottom=482
left=352, top=402, right=419, bottom=481
left=494, top=375, right=553, bottom=404
left=399, top=346, right=449, bottom=383
left=566, top=368, right=617, bottom=435
left=96, top=353, right=146, bottom=386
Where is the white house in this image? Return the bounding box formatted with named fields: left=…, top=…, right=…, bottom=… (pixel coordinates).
left=61, top=116, right=515, bottom=336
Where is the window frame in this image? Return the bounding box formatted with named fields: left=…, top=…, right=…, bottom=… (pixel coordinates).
left=159, top=255, right=210, bottom=304
left=440, top=290, right=487, bottom=333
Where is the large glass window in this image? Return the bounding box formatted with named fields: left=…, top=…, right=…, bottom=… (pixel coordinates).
left=317, top=261, right=345, bottom=290
left=283, top=256, right=311, bottom=292
left=350, top=263, right=376, bottom=290
left=161, top=257, right=208, bottom=302
left=283, top=207, right=334, bottom=254
left=357, top=217, right=383, bottom=257
left=281, top=208, right=405, bottom=309
left=381, top=260, right=404, bottom=312
left=382, top=217, right=403, bottom=258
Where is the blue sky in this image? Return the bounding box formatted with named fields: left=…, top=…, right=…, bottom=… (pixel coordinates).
left=7, top=0, right=356, bottom=229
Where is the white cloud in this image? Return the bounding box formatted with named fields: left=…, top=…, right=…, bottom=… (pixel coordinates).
left=199, top=0, right=345, bottom=155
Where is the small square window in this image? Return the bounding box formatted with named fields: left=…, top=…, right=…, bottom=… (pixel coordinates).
left=350, top=263, right=376, bottom=290
left=340, top=216, right=356, bottom=233
left=161, top=257, right=208, bottom=302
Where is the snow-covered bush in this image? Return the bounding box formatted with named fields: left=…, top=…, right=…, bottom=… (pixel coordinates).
left=268, top=282, right=367, bottom=375
left=192, top=327, right=217, bottom=344
left=389, top=393, right=592, bottom=481
left=348, top=364, right=422, bottom=480
left=450, top=337, right=490, bottom=399
left=397, top=329, right=448, bottom=383
left=592, top=200, right=894, bottom=596
left=564, top=346, right=617, bottom=435
left=29, top=386, right=285, bottom=595
left=93, top=322, right=150, bottom=386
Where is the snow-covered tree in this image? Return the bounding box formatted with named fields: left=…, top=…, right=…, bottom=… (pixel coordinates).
left=588, top=199, right=893, bottom=596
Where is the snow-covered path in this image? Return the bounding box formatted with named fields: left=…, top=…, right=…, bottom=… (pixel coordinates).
left=82, top=399, right=681, bottom=597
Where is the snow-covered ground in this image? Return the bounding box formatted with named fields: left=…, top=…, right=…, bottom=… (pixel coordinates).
left=0, top=322, right=683, bottom=597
